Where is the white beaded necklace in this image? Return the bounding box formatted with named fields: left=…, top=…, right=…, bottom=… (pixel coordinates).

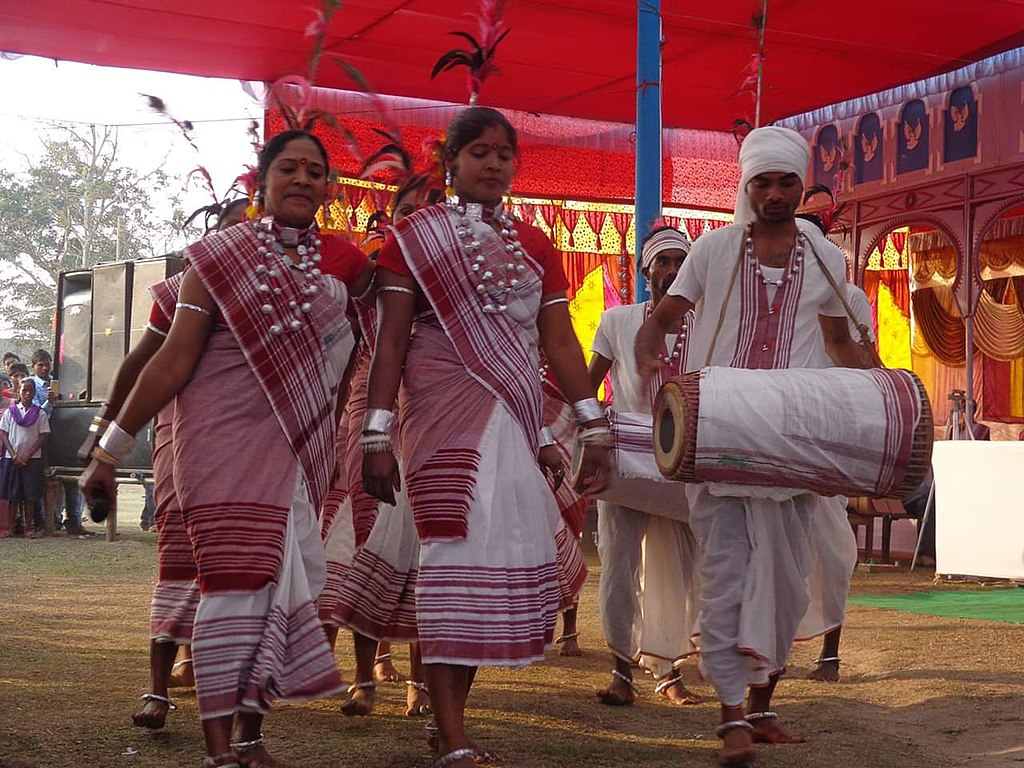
left=448, top=196, right=527, bottom=314
left=252, top=216, right=323, bottom=337
left=644, top=301, right=687, bottom=366
left=745, top=226, right=805, bottom=287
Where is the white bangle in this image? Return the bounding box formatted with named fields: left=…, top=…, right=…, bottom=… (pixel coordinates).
left=88, top=415, right=111, bottom=434
left=573, top=397, right=604, bottom=424
left=362, top=408, right=397, bottom=435
left=538, top=426, right=556, bottom=448
left=98, top=422, right=136, bottom=462
left=577, top=426, right=613, bottom=448
left=540, top=297, right=569, bottom=310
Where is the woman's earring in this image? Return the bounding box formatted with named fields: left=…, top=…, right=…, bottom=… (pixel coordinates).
left=444, top=170, right=455, bottom=199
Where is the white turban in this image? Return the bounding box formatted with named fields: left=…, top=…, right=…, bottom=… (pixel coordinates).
left=640, top=227, right=690, bottom=271
left=734, top=126, right=811, bottom=228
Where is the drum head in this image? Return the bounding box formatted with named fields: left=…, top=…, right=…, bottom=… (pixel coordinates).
left=653, top=384, right=687, bottom=479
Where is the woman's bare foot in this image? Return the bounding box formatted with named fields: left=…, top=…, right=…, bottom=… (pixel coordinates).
left=749, top=714, right=806, bottom=744
left=340, top=683, right=376, bottom=717
left=595, top=671, right=636, bottom=706
left=556, top=633, right=582, bottom=657
left=169, top=658, right=195, bottom=688
left=807, top=658, right=840, bottom=682
left=132, top=694, right=174, bottom=729
left=655, top=676, right=704, bottom=705
left=233, top=740, right=288, bottom=768
left=405, top=682, right=431, bottom=716
left=373, top=654, right=400, bottom=683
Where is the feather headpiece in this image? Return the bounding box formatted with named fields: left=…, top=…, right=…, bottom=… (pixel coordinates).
left=431, top=0, right=510, bottom=105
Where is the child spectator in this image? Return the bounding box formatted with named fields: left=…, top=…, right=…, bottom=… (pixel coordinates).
left=1, top=378, right=50, bottom=537
left=29, top=349, right=57, bottom=415
left=3, top=363, right=29, bottom=406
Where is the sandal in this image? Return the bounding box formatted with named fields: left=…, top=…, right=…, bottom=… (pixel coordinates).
left=132, top=693, right=176, bottom=729
left=340, top=681, right=376, bottom=717
left=596, top=669, right=636, bottom=706
left=434, top=748, right=476, bottom=768
left=715, top=720, right=756, bottom=767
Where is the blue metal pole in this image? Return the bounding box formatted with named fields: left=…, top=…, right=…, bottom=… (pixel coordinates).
left=634, top=0, right=662, bottom=303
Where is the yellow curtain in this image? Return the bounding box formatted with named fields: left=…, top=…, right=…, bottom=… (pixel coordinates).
left=568, top=265, right=608, bottom=398
left=1008, top=356, right=1024, bottom=419
left=877, top=281, right=912, bottom=369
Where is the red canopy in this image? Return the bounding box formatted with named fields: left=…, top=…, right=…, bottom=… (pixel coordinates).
left=3, top=1, right=1023, bottom=131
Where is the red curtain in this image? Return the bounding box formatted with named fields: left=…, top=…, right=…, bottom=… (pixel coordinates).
left=538, top=204, right=558, bottom=235
left=584, top=210, right=608, bottom=251
left=683, top=218, right=705, bottom=241
left=559, top=208, right=581, bottom=248
left=345, top=185, right=367, bottom=226
left=912, top=288, right=965, bottom=365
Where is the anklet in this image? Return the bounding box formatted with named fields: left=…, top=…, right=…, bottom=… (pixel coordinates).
left=555, top=632, right=579, bottom=644
left=611, top=669, right=637, bottom=692
left=140, top=693, right=177, bottom=709
left=715, top=720, right=754, bottom=738
left=654, top=674, right=683, bottom=695
left=745, top=711, right=778, bottom=722
left=347, top=681, right=377, bottom=693
left=406, top=680, right=429, bottom=692
left=814, top=656, right=841, bottom=664
left=373, top=653, right=392, bottom=664
left=229, top=734, right=264, bottom=753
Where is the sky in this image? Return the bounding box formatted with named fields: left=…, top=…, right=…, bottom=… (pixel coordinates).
left=0, top=55, right=265, bottom=341
left=0, top=54, right=264, bottom=235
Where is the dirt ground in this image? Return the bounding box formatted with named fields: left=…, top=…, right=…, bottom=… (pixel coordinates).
left=1, top=494, right=1022, bottom=768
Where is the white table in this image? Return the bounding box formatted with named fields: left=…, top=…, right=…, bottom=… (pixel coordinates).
left=933, top=441, right=1024, bottom=580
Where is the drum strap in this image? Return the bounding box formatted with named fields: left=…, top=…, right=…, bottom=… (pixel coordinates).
left=802, top=237, right=886, bottom=368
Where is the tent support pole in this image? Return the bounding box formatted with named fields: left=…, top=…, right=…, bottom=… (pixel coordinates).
left=634, top=0, right=662, bottom=303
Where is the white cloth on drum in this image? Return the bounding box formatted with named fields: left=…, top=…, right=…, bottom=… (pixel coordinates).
left=695, top=366, right=924, bottom=500
left=687, top=484, right=812, bottom=706
left=734, top=126, right=810, bottom=228
left=597, top=501, right=700, bottom=678
left=797, top=494, right=857, bottom=640
left=415, top=403, right=561, bottom=667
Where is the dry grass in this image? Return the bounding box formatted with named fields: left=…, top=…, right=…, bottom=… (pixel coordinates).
left=1, top=497, right=1023, bottom=768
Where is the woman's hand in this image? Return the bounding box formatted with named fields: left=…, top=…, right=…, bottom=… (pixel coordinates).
left=363, top=450, right=401, bottom=506
left=538, top=443, right=565, bottom=492
left=79, top=459, right=117, bottom=512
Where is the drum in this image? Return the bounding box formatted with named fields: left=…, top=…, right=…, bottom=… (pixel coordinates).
left=654, top=367, right=933, bottom=499
left=570, top=410, right=689, bottom=521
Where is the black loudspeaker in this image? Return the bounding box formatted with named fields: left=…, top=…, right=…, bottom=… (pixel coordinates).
left=129, top=255, right=185, bottom=348
left=55, top=271, right=93, bottom=401
left=90, top=262, right=133, bottom=403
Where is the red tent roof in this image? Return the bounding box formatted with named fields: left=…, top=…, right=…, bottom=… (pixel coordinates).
left=3, top=1, right=1023, bottom=131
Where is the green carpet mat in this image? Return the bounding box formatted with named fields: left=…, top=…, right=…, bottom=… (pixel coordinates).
left=848, top=589, right=1024, bottom=623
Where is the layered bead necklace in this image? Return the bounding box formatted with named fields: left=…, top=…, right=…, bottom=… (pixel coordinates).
left=744, top=225, right=805, bottom=287
left=448, top=196, right=527, bottom=314
left=252, top=216, right=323, bottom=337
left=644, top=301, right=687, bottom=366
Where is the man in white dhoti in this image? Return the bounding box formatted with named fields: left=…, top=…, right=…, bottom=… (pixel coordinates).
left=636, top=126, right=869, bottom=767
left=589, top=226, right=702, bottom=707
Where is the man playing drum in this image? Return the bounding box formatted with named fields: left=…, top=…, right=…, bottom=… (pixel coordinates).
left=588, top=226, right=703, bottom=707
left=636, top=126, right=870, bottom=767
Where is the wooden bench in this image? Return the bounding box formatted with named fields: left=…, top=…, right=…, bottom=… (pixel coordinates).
left=846, top=497, right=915, bottom=564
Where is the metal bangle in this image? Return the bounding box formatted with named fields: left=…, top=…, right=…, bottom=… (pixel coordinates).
left=540, top=296, right=569, bottom=310
left=577, top=426, right=613, bottom=448
left=573, top=397, right=604, bottom=423
left=377, top=285, right=415, bottom=296
left=360, top=434, right=393, bottom=454
left=362, top=408, right=397, bottom=434
left=175, top=301, right=211, bottom=316
left=146, top=322, right=169, bottom=337
left=538, top=426, right=556, bottom=448
left=91, top=446, right=120, bottom=467
left=88, top=415, right=111, bottom=434
left=98, top=422, right=136, bottom=462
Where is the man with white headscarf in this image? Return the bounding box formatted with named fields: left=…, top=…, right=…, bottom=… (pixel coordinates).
left=635, top=126, right=868, bottom=767
left=588, top=225, right=703, bottom=709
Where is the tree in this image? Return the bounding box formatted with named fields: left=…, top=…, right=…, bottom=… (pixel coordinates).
left=0, top=124, right=182, bottom=347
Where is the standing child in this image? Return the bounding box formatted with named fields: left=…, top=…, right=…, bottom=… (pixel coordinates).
left=1, top=379, right=50, bottom=537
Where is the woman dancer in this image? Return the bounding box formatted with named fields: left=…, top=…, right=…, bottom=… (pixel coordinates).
left=329, top=172, right=442, bottom=718
left=81, top=129, right=370, bottom=768
left=363, top=106, right=610, bottom=768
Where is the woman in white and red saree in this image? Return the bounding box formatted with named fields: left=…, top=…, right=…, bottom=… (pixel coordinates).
left=326, top=176, right=442, bottom=719
left=77, top=200, right=250, bottom=732
left=81, top=130, right=370, bottom=768
left=362, top=107, right=610, bottom=768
